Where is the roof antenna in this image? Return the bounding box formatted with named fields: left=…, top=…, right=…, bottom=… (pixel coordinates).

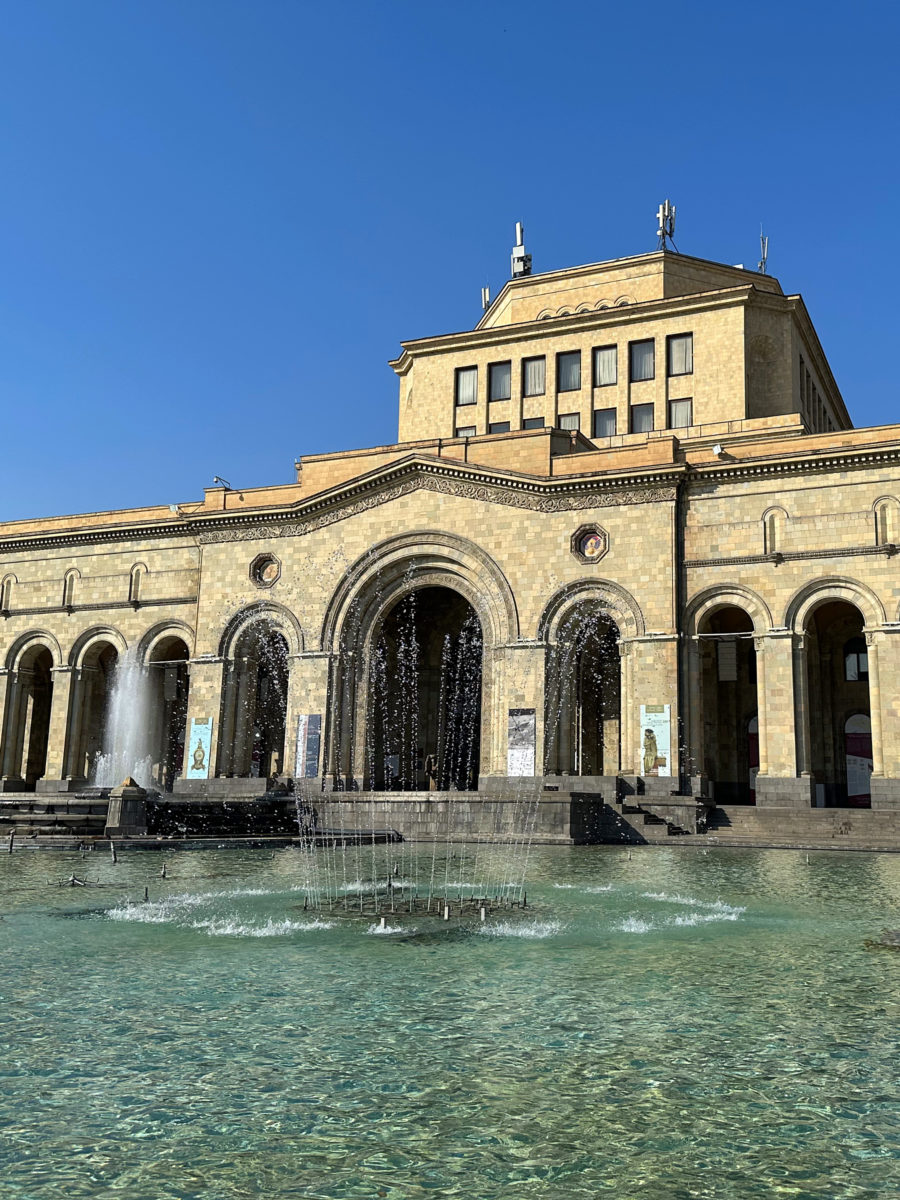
left=510, top=222, right=532, bottom=278
left=656, top=199, right=678, bottom=252
left=758, top=226, right=769, bottom=274
left=481, top=285, right=491, bottom=311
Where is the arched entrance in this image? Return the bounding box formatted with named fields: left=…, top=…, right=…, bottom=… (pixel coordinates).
left=367, top=586, right=483, bottom=791
left=804, top=601, right=872, bottom=807
left=545, top=602, right=620, bottom=776
left=1, top=644, right=54, bottom=789
left=697, top=606, right=758, bottom=804
left=146, top=636, right=190, bottom=792
left=219, top=620, right=289, bottom=778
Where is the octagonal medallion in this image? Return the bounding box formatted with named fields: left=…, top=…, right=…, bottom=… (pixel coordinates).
left=571, top=524, right=609, bottom=565
left=250, top=553, right=282, bottom=588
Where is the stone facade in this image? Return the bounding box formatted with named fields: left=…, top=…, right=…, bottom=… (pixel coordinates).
left=1, top=248, right=897, bottom=816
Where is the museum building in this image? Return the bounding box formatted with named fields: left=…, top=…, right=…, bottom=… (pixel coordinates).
left=2, top=239, right=900, bottom=817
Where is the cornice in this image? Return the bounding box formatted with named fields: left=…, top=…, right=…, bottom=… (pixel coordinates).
left=687, top=443, right=900, bottom=486
left=393, top=285, right=759, bottom=363
left=686, top=544, right=896, bottom=570
left=0, top=456, right=682, bottom=554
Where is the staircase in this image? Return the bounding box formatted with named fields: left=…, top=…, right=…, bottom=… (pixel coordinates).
left=0, top=795, right=109, bottom=841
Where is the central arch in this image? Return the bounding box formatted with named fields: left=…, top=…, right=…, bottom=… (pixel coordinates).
left=367, top=586, right=483, bottom=790
left=322, top=533, right=515, bottom=788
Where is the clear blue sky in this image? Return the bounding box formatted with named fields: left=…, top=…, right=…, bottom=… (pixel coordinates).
left=1, top=1, right=897, bottom=520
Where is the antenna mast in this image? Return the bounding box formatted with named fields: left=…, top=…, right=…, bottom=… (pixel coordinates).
left=656, top=199, right=678, bottom=252
left=758, top=226, right=769, bottom=274
left=510, top=222, right=532, bottom=278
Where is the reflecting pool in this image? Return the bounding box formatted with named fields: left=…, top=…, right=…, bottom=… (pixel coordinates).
left=4, top=845, right=900, bottom=1199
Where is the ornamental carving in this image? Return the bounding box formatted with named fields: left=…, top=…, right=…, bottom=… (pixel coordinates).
left=195, top=476, right=676, bottom=544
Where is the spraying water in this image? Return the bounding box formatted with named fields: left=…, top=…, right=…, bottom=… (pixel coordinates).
left=92, top=647, right=154, bottom=788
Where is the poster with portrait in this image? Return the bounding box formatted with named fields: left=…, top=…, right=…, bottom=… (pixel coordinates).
left=186, top=717, right=213, bottom=779
left=507, top=708, right=536, bottom=777
left=639, top=705, right=671, bottom=778
left=294, top=714, right=322, bottom=779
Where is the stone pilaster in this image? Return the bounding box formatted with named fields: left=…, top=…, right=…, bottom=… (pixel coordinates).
left=284, top=651, right=331, bottom=779
left=181, top=657, right=225, bottom=779
left=754, top=629, right=814, bottom=808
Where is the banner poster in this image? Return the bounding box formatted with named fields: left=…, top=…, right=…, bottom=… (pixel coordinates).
left=186, top=717, right=213, bottom=779
left=295, top=714, right=322, bottom=779
left=507, top=708, right=536, bottom=777
left=639, top=705, right=671, bottom=778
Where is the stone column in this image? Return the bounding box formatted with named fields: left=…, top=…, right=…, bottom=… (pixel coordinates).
left=625, top=633, right=678, bottom=791
left=792, top=633, right=813, bottom=777
left=685, top=638, right=702, bottom=781
left=870, top=626, right=900, bottom=808
left=0, top=669, right=19, bottom=787
left=180, top=657, right=225, bottom=781
left=283, top=651, right=331, bottom=779
left=39, top=666, right=78, bottom=791
left=866, top=632, right=884, bottom=778
left=754, top=629, right=814, bottom=808
left=492, top=640, right=546, bottom=781
left=619, top=641, right=635, bottom=773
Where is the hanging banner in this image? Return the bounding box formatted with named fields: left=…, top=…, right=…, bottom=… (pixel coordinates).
left=639, top=705, right=671, bottom=778
left=294, top=714, right=322, bottom=779
left=186, top=717, right=213, bottom=779
left=507, top=708, right=536, bottom=777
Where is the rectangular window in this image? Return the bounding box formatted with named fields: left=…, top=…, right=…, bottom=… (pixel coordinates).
left=489, top=420, right=510, bottom=434
left=522, top=356, right=546, bottom=397
left=489, top=361, right=511, bottom=402
left=455, top=366, right=477, bottom=406
left=558, top=412, right=580, bottom=431
left=630, top=403, right=654, bottom=433
left=669, top=398, right=693, bottom=428
left=667, top=333, right=693, bottom=376
left=455, top=425, right=476, bottom=438
left=522, top=416, right=545, bottom=429
left=593, top=345, right=617, bottom=387
left=592, top=408, right=616, bottom=438
left=629, top=340, right=655, bottom=382
left=557, top=351, right=581, bottom=392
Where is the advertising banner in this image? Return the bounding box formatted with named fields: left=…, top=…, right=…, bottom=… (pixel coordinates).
left=639, top=705, right=671, bottom=778
left=186, top=717, right=213, bottom=779
left=295, top=714, right=322, bottom=779
left=507, top=708, right=536, bottom=777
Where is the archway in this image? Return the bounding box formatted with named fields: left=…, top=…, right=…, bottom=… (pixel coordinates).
left=697, top=606, right=758, bottom=804
left=219, top=619, right=289, bottom=778
left=804, top=601, right=872, bottom=807
left=545, top=601, right=620, bottom=776
left=367, top=586, right=483, bottom=791
left=146, top=636, right=190, bottom=791
left=1, top=644, right=53, bottom=789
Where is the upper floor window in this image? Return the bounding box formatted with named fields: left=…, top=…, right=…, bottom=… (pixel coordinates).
left=592, top=408, right=616, bottom=438
left=489, top=420, right=510, bottom=434
left=522, top=416, right=545, bottom=429
left=558, top=412, right=580, bottom=431
left=667, top=333, right=693, bottom=376
left=844, top=637, right=869, bottom=682
left=557, top=351, right=581, bottom=392
left=631, top=403, right=654, bottom=433
left=455, top=366, right=477, bottom=406
left=522, top=356, right=546, bottom=397
left=629, top=340, right=655, bottom=382
left=669, top=398, right=693, bottom=429
left=593, top=345, right=617, bottom=387
left=455, top=424, right=476, bottom=438
left=489, top=361, right=511, bottom=402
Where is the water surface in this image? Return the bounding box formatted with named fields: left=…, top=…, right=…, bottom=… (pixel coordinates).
left=3, top=844, right=900, bottom=1199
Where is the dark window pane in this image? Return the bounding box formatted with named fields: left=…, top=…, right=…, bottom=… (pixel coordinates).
left=593, top=346, right=617, bottom=387
left=455, top=367, right=477, bottom=406
left=557, top=351, right=581, bottom=392
left=592, top=408, right=616, bottom=438
left=489, top=361, right=511, bottom=401
left=629, top=340, right=655, bottom=382
left=522, top=357, right=545, bottom=396
left=631, top=403, right=654, bottom=433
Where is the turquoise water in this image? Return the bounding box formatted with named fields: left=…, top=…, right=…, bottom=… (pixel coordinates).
left=3, top=844, right=900, bottom=1199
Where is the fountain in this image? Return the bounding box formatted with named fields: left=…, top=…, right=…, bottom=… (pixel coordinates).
left=92, top=647, right=154, bottom=790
